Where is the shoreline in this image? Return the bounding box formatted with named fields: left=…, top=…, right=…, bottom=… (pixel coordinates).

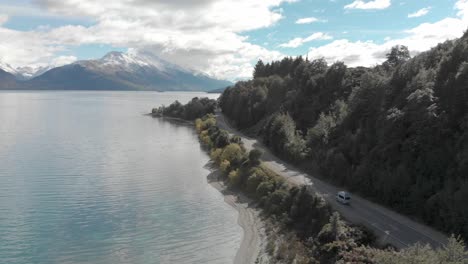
left=206, top=168, right=266, bottom=264
left=150, top=114, right=267, bottom=263
left=147, top=114, right=193, bottom=124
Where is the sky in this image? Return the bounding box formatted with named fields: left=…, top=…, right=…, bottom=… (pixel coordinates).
left=0, top=0, right=467, bottom=80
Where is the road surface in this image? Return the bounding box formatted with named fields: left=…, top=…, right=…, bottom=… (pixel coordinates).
left=216, top=111, right=448, bottom=249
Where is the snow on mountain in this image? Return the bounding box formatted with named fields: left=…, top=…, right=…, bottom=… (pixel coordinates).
left=74, top=50, right=187, bottom=75
left=0, top=60, right=55, bottom=80
left=0, top=60, right=18, bottom=76
left=15, top=66, right=54, bottom=80
left=126, top=49, right=188, bottom=72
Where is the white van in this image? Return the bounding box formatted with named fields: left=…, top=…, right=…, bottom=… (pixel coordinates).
left=336, top=191, right=351, bottom=205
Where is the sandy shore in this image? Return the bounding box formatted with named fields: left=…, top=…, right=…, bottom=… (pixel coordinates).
left=206, top=169, right=266, bottom=264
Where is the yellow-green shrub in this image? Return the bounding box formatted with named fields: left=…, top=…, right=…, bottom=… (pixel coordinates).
left=220, top=143, right=244, bottom=166
left=195, top=115, right=216, bottom=133
left=228, top=169, right=241, bottom=187
left=199, top=130, right=213, bottom=147
left=220, top=160, right=231, bottom=175
left=210, top=148, right=223, bottom=164
left=195, top=118, right=203, bottom=132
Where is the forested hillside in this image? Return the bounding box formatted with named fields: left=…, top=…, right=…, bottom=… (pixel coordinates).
left=219, top=31, right=468, bottom=240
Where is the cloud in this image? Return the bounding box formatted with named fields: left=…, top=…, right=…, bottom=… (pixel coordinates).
left=0, top=0, right=298, bottom=80
left=308, top=40, right=382, bottom=65
left=0, top=26, right=64, bottom=68
left=295, top=17, right=319, bottom=24
left=456, top=0, right=468, bottom=21
left=0, top=14, right=8, bottom=26
left=408, top=7, right=430, bottom=18
left=309, top=14, right=468, bottom=67
left=1, top=0, right=468, bottom=81
left=280, top=32, right=332, bottom=48
left=51, top=55, right=77, bottom=66
left=308, top=0, right=468, bottom=67
left=344, top=0, right=391, bottom=10
left=309, top=0, right=468, bottom=67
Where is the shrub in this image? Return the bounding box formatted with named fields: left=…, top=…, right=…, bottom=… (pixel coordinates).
left=228, top=169, right=241, bottom=187
left=256, top=180, right=275, bottom=198
left=210, top=148, right=223, bottom=164
left=220, top=160, right=231, bottom=175
left=220, top=143, right=245, bottom=167
left=248, top=149, right=263, bottom=165
left=246, top=172, right=265, bottom=194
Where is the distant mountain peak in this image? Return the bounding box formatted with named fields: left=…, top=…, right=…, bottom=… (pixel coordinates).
left=102, top=51, right=123, bottom=58
left=74, top=50, right=172, bottom=74
left=15, top=65, right=54, bottom=80
left=100, top=51, right=150, bottom=67
left=0, top=60, right=55, bottom=80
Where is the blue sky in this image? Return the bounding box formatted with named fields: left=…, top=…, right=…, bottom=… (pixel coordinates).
left=0, top=0, right=467, bottom=80
left=248, top=0, right=458, bottom=50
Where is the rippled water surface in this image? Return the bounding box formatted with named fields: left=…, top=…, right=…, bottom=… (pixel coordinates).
left=0, top=91, right=241, bottom=264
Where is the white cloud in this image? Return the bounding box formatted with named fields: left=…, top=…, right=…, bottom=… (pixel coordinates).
left=1, top=0, right=468, bottom=80
left=0, top=4, right=55, bottom=17
left=280, top=32, right=332, bottom=48
left=344, top=0, right=391, bottom=10
left=0, top=14, right=8, bottom=26
left=456, top=0, right=468, bottom=21
left=0, top=26, right=63, bottom=68
left=309, top=21, right=467, bottom=67
left=295, top=17, right=319, bottom=24
left=408, top=7, right=430, bottom=18
left=0, top=0, right=298, bottom=80
left=51, top=55, right=77, bottom=66
left=308, top=40, right=381, bottom=65
left=309, top=0, right=468, bottom=66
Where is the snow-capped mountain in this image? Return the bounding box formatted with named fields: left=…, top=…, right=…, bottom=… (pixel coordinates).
left=75, top=51, right=169, bottom=75
left=15, top=66, right=54, bottom=80
left=0, top=60, right=53, bottom=80
left=0, top=51, right=232, bottom=91
left=0, top=60, right=18, bottom=76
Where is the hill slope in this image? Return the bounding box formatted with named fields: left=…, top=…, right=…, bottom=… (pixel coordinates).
left=0, top=69, right=18, bottom=89
left=23, top=63, right=136, bottom=90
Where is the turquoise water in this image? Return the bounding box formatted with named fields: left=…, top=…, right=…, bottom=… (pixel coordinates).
left=0, top=91, right=241, bottom=264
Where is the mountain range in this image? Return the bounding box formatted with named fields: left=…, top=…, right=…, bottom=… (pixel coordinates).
left=0, top=51, right=232, bottom=91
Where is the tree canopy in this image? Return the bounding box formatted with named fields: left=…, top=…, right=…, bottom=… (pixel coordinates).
left=385, top=45, right=411, bottom=67
left=152, top=97, right=216, bottom=120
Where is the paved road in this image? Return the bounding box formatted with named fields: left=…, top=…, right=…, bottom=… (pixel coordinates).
left=216, top=111, right=448, bottom=249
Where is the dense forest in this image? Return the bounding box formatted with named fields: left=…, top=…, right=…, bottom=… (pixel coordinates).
left=219, top=31, right=468, bottom=240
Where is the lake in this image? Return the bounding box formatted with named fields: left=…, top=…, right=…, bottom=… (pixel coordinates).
left=0, top=91, right=241, bottom=264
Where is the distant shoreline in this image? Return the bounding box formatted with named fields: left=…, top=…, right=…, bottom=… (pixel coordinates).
left=0, top=89, right=222, bottom=93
